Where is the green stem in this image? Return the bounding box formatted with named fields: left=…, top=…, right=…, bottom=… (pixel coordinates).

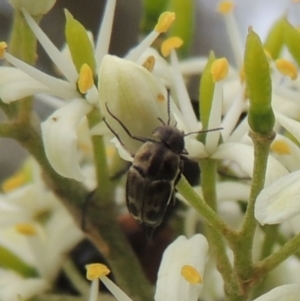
left=233, top=130, right=275, bottom=291
left=9, top=123, right=152, bottom=301
left=254, top=231, right=300, bottom=277
left=200, top=159, right=217, bottom=210
left=201, top=159, right=243, bottom=300
left=87, top=109, right=113, bottom=203
left=177, top=176, right=238, bottom=244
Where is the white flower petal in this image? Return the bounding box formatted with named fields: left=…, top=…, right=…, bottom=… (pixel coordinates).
left=255, top=170, right=300, bottom=225
left=0, top=67, right=49, bottom=103
left=22, top=9, right=78, bottom=83
left=41, top=99, right=92, bottom=181
left=4, top=54, right=79, bottom=100
left=155, top=234, right=208, bottom=301
left=206, top=82, right=223, bottom=154
left=271, top=134, right=300, bottom=172
left=170, top=50, right=198, bottom=130
left=276, top=113, right=300, bottom=144
left=216, top=182, right=250, bottom=202
left=253, top=284, right=300, bottom=301
left=0, top=270, right=49, bottom=301
left=212, top=143, right=288, bottom=185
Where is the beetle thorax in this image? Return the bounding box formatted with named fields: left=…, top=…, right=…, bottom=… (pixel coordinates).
left=152, top=125, right=185, bottom=154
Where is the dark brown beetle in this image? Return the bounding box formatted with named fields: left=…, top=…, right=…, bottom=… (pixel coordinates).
left=104, top=92, right=221, bottom=233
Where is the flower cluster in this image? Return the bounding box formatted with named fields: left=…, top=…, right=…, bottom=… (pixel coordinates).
left=1, top=0, right=300, bottom=300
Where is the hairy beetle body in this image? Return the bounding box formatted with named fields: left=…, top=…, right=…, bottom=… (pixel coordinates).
left=126, top=138, right=183, bottom=227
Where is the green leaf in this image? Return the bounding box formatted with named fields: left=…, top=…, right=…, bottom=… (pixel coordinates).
left=245, top=28, right=274, bottom=134
left=199, top=52, right=216, bottom=131
left=167, top=0, right=195, bottom=57
left=283, top=18, right=300, bottom=68
left=140, top=0, right=169, bottom=33
left=65, top=10, right=96, bottom=74
left=0, top=245, right=37, bottom=277
left=264, top=16, right=285, bottom=60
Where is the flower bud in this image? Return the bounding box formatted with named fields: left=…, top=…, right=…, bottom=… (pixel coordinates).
left=244, top=27, right=274, bottom=134
left=99, top=55, right=174, bottom=156
left=9, top=0, right=56, bottom=15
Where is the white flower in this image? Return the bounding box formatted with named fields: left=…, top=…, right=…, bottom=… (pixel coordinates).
left=0, top=1, right=178, bottom=181
left=0, top=269, right=49, bottom=301
left=252, top=284, right=300, bottom=301
left=9, top=0, right=56, bottom=15
left=0, top=160, right=83, bottom=300
left=155, top=234, right=208, bottom=301
left=85, top=234, right=208, bottom=301
left=255, top=169, right=300, bottom=226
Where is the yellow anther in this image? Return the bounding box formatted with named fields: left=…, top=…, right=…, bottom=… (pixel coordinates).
left=0, top=42, right=7, bottom=59
left=78, top=64, right=94, bottom=94
left=155, top=12, right=176, bottom=33
left=217, top=1, right=234, bottom=14
left=142, top=56, right=155, bottom=72
left=271, top=140, right=291, bottom=155
left=161, top=37, right=184, bottom=57
left=86, top=263, right=110, bottom=281
left=275, top=59, right=298, bottom=80
left=211, top=58, right=229, bottom=82
left=15, top=223, right=37, bottom=236
left=181, top=265, right=202, bottom=284
left=2, top=172, right=27, bottom=192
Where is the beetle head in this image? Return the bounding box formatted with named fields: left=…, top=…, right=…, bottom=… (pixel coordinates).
left=152, top=125, right=186, bottom=154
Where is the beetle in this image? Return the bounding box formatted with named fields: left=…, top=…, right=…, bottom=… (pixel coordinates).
left=103, top=92, right=221, bottom=232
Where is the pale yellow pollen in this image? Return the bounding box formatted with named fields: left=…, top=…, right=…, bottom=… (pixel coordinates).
left=2, top=172, right=27, bottom=192
left=155, top=12, right=176, bottom=33
left=142, top=55, right=155, bottom=72
left=211, top=58, right=229, bottom=82
left=181, top=265, right=202, bottom=284
left=161, top=37, right=184, bottom=57
left=78, top=64, right=94, bottom=94
left=86, top=263, right=110, bottom=281
left=217, top=1, right=234, bottom=14
left=275, top=59, right=298, bottom=80
left=271, top=140, right=291, bottom=155
left=15, top=223, right=37, bottom=236
left=157, top=93, right=165, bottom=103
left=0, top=41, right=7, bottom=59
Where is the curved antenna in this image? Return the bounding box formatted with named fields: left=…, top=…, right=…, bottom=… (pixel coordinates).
left=105, top=103, right=149, bottom=143
left=184, top=127, right=223, bottom=137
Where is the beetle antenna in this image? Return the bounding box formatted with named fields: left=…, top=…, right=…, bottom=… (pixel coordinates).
left=105, top=103, right=149, bottom=143
left=184, top=127, right=223, bottom=137
left=157, top=117, right=166, bottom=125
